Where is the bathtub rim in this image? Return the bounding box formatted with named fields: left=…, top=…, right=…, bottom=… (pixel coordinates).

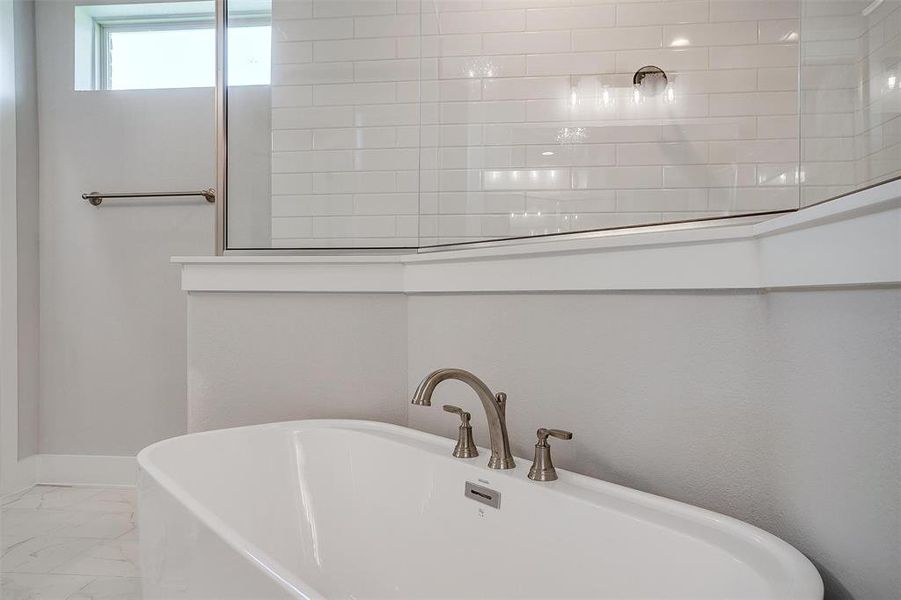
left=137, top=418, right=824, bottom=600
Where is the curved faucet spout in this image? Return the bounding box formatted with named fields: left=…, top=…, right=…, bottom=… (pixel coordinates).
left=411, top=368, right=515, bottom=469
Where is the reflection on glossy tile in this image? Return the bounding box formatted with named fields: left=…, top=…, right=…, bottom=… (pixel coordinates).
left=801, top=0, right=901, bottom=205
left=261, top=0, right=901, bottom=245
left=267, top=0, right=809, bottom=247
left=1, top=486, right=142, bottom=599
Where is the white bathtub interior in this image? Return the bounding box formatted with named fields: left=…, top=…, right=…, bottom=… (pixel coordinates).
left=138, top=420, right=823, bottom=600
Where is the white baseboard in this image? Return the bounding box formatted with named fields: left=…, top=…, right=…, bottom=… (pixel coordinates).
left=36, top=454, right=137, bottom=487
left=2, top=454, right=137, bottom=495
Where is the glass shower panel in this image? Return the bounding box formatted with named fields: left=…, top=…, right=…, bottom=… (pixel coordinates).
left=224, top=0, right=817, bottom=251
left=419, top=0, right=803, bottom=246
left=229, top=0, right=423, bottom=249
left=800, top=0, right=901, bottom=206
left=226, top=0, right=275, bottom=249
left=269, top=0, right=421, bottom=249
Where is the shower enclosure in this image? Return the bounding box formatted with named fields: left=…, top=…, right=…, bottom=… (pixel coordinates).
left=220, top=0, right=901, bottom=251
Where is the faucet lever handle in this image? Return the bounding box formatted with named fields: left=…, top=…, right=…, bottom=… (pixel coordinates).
left=442, top=404, right=470, bottom=423
left=537, top=428, right=573, bottom=444
left=529, top=427, right=573, bottom=482
left=443, top=405, right=478, bottom=459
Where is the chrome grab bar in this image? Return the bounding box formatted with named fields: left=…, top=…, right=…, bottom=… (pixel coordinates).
left=82, top=189, right=216, bottom=206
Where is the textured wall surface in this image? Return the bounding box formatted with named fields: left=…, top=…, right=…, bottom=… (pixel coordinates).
left=407, top=288, right=900, bottom=600
left=186, top=292, right=408, bottom=431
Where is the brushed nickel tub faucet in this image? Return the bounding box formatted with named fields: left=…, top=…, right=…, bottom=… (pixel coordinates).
left=411, top=368, right=515, bottom=469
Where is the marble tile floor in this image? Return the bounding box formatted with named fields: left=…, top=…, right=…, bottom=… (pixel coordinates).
left=1, top=485, right=141, bottom=600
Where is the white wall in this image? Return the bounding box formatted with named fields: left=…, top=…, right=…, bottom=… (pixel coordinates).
left=1, top=0, right=42, bottom=494
left=407, top=288, right=899, bottom=600
left=185, top=292, right=408, bottom=431
left=6, top=0, right=273, bottom=460
left=34, top=0, right=217, bottom=455
left=15, top=0, right=39, bottom=460
left=1, top=0, right=21, bottom=491
left=183, top=283, right=899, bottom=600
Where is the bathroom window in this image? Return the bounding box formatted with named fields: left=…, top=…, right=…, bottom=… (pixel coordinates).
left=102, top=25, right=216, bottom=90
left=75, top=2, right=270, bottom=91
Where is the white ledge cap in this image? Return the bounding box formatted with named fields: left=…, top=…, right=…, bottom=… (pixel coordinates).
left=173, top=180, right=901, bottom=293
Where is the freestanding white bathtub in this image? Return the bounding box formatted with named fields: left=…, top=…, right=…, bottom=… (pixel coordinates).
left=137, top=420, right=823, bottom=599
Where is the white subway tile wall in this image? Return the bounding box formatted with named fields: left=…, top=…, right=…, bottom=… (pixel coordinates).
left=267, top=0, right=886, bottom=247
left=801, top=0, right=901, bottom=206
